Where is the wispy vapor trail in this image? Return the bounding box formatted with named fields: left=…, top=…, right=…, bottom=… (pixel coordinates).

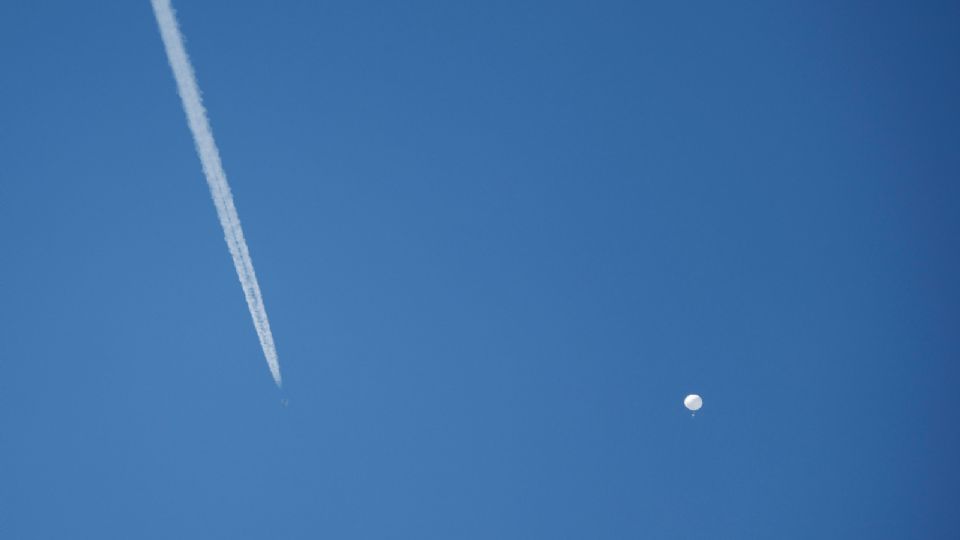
left=151, top=0, right=282, bottom=387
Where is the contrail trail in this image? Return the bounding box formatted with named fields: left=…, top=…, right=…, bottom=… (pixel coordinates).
left=151, top=0, right=282, bottom=387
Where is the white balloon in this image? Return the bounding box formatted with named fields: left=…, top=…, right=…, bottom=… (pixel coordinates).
left=684, top=394, right=703, bottom=411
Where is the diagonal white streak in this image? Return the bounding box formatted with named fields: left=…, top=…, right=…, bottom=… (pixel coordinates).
left=151, top=0, right=282, bottom=387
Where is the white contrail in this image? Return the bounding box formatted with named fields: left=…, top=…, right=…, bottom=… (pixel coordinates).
left=151, top=0, right=282, bottom=387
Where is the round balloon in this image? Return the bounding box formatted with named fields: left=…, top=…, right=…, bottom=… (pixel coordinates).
left=684, top=394, right=703, bottom=411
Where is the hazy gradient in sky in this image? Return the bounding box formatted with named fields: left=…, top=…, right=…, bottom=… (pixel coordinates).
left=1, top=1, right=958, bottom=538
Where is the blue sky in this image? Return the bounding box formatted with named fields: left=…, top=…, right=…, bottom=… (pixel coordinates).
left=1, top=1, right=958, bottom=538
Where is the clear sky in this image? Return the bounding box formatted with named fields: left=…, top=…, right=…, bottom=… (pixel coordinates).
left=1, top=1, right=958, bottom=538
